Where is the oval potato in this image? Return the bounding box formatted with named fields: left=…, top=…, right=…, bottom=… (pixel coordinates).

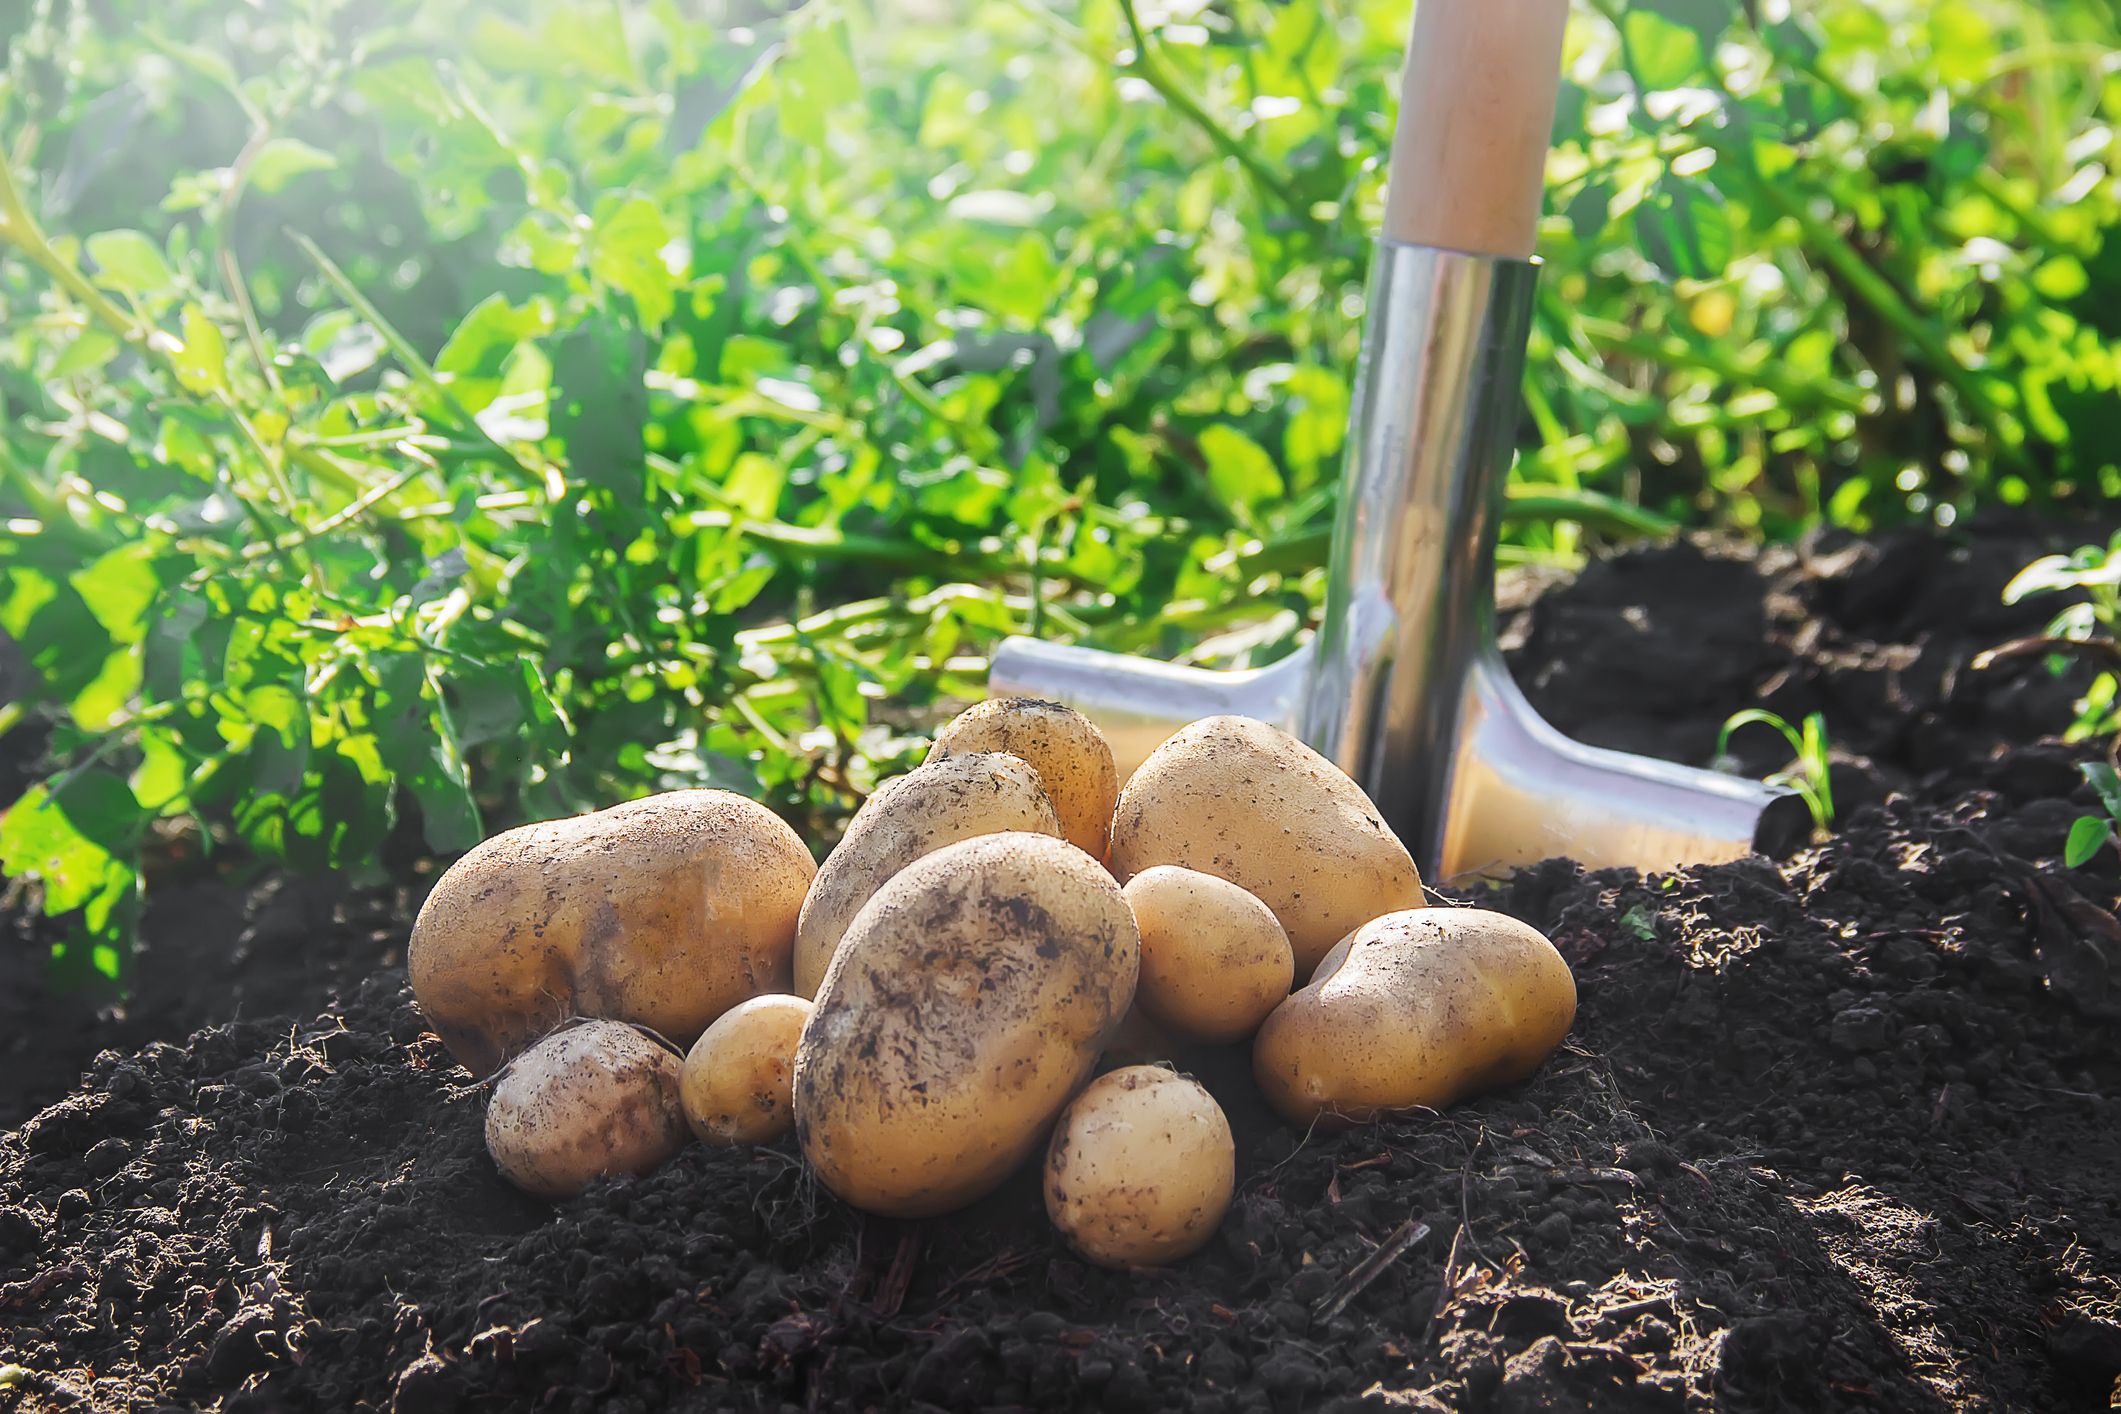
left=1108, top=715, right=1424, bottom=976
left=794, top=832, right=1139, bottom=1218
left=411, top=790, right=815, bottom=1077
left=1124, top=866, right=1294, bottom=1044
left=929, top=698, right=1119, bottom=859
left=680, top=994, right=812, bottom=1145
left=1045, top=1066, right=1234, bottom=1268
left=1252, top=907, right=1577, bottom=1126
left=792, top=753, right=1062, bottom=997
left=485, top=1020, right=687, bottom=1198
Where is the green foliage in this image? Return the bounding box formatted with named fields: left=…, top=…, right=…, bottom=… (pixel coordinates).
left=2001, top=531, right=2121, bottom=740
left=1, top=0, right=2117, bottom=977
left=1718, top=709, right=1835, bottom=840
left=2064, top=761, right=2121, bottom=869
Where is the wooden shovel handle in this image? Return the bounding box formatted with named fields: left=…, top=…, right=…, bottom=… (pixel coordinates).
left=1383, top=0, right=1569, bottom=258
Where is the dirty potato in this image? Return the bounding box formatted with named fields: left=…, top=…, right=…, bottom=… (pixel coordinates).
left=793, top=832, right=1139, bottom=1218
left=680, top=994, right=812, bottom=1145
left=1124, top=866, right=1294, bottom=1044
left=1107, top=715, right=1425, bottom=976
left=411, top=790, right=815, bottom=1077
left=1044, top=1066, right=1234, bottom=1268
left=928, top=697, right=1119, bottom=859
left=792, top=752, right=1062, bottom=997
left=1252, top=907, right=1577, bottom=1126
left=485, top=1020, right=688, bottom=1198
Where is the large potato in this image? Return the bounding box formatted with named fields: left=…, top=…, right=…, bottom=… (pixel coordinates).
left=1124, top=866, right=1294, bottom=1044
left=1107, top=715, right=1424, bottom=975
left=793, top=832, right=1139, bottom=1218
left=930, top=698, right=1118, bottom=859
left=1252, top=907, right=1577, bottom=1126
left=792, top=753, right=1062, bottom=997
left=411, top=790, right=815, bottom=1077
left=1045, top=1066, right=1234, bottom=1269
left=485, top=1020, right=688, bottom=1197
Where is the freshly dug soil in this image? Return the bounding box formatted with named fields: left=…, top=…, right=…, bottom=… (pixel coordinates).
left=4, top=514, right=2119, bottom=1413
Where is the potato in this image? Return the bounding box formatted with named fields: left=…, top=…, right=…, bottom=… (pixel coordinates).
left=792, top=753, right=1062, bottom=997
left=1108, top=715, right=1424, bottom=977
left=929, top=698, right=1119, bottom=859
left=794, top=832, right=1139, bottom=1218
left=1123, top=866, right=1294, bottom=1044
left=1044, top=1066, right=1234, bottom=1268
left=1252, top=907, right=1577, bottom=1126
left=485, top=1020, right=687, bottom=1197
left=411, top=790, right=815, bottom=1078
left=680, top=994, right=812, bottom=1145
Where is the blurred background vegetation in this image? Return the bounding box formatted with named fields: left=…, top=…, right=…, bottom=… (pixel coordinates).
left=3, top=0, right=2118, bottom=980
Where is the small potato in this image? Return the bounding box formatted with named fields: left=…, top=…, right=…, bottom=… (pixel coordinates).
left=794, top=832, right=1139, bottom=1218
left=792, top=753, right=1061, bottom=997
left=485, top=1020, right=687, bottom=1197
left=1123, top=866, right=1294, bottom=1044
left=681, top=994, right=813, bottom=1145
left=1253, top=907, right=1577, bottom=1127
left=1108, top=715, right=1424, bottom=977
left=412, top=790, right=815, bottom=1077
left=929, top=698, right=1119, bottom=859
left=1045, top=1066, right=1234, bottom=1268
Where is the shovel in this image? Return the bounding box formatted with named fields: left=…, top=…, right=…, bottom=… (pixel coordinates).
left=987, top=0, right=1790, bottom=880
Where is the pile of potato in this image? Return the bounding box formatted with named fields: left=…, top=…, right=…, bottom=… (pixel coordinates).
left=409, top=702, right=1578, bottom=1268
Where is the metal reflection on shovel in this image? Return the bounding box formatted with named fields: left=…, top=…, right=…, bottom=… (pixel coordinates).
left=988, top=0, right=1788, bottom=880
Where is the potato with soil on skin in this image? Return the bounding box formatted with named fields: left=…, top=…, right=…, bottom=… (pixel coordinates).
left=794, top=832, right=1139, bottom=1218
left=927, top=697, right=1119, bottom=859
left=791, top=752, right=1061, bottom=998
left=680, top=994, right=812, bottom=1145
left=1045, top=1066, right=1234, bottom=1268
left=1107, top=715, right=1425, bottom=977
left=1253, top=907, right=1577, bottom=1127
left=410, top=790, right=816, bottom=1078
left=485, top=1020, right=688, bottom=1197
left=1123, top=866, right=1294, bottom=1044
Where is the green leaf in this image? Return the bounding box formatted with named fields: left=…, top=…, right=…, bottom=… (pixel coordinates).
left=70, top=543, right=162, bottom=642
left=2065, top=815, right=2112, bottom=869
left=724, top=452, right=786, bottom=519
left=0, top=775, right=141, bottom=915
left=2083, top=762, right=2121, bottom=824
left=50, top=327, right=120, bottom=378
left=1635, top=179, right=1733, bottom=281
left=246, top=137, right=338, bottom=193
left=550, top=311, right=648, bottom=490
left=86, top=229, right=174, bottom=293
left=588, top=194, right=677, bottom=330
left=1623, top=10, right=1708, bottom=89
left=173, top=306, right=229, bottom=394
left=1640, top=0, right=1733, bottom=51
left=1929, top=1, right=1996, bottom=86
left=1198, top=424, right=1285, bottom=522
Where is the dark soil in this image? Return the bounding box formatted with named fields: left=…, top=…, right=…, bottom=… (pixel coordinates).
left=4, top=513, right=2120, bottom=1413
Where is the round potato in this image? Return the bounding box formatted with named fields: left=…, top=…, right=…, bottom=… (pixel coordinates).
left=1045, top=1066, right=1234, bottom=1268
left=794, top=832, right=1139, bottom=1218
left=411, top=790, right=815, bottom=1077
left=929, top=698, right=1119, bottom=859
left=792, top=753, right=1062, bottom=997
left=1108, top=715, right=1423, bottom=976
left=1253, top=907, right=1577, bottom=1127
left=1124, top=866, right=1294, bottom=1044
left=485, top=1020, right=687, bottom=1197
left=680, top=994, right=813, bottom=1145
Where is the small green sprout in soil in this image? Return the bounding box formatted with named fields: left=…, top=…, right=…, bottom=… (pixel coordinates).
left=1718, top=708, right=1835, bottom=841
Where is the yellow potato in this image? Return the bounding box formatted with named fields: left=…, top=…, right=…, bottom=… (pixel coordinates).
left=793, top=832, right=1139, bottom=1218
left=680, top=994, right=812, bottom=1145
left=929, top=698, right=1118, bottom=859
left=1123, top=866, right=1294, bottom=1044
left=1044, top=1066, right=1234, bottom=1268
left=485, top=1020, right=688, bottom=1197
left=1108, top=715, right=1424, bottom=976
left=411, top=790, right=815, bottom=1077
left=792, top=752, right=1062, bottom=997
left=1253, top=907, right=1577, bottom=1127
